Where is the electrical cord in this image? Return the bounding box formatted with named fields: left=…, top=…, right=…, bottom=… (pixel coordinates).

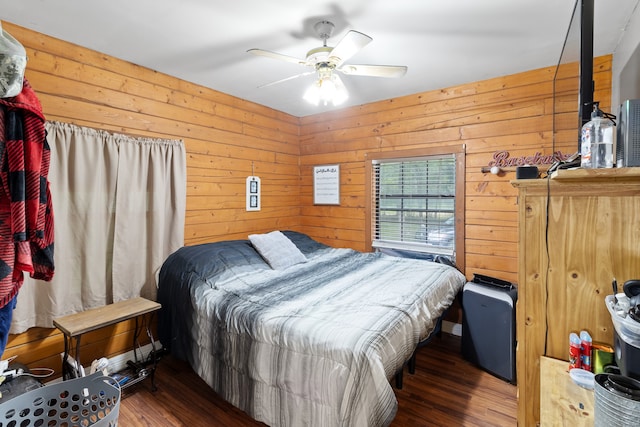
left=603, top=111, right=617, bottom=126
left=0, top=355, right=55, bottom=385
left=0, top=367, right=55, bottom=386
left=21, top=367, right=55, bottom=378
left=2, top=367, right=55, bottom=379
left=543, top=172, right=551, bottom=357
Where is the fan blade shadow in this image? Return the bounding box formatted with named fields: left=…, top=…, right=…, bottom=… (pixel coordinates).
left=247, top=48, right=309, bottom=67
left=257, top=70, right=315, bottom=88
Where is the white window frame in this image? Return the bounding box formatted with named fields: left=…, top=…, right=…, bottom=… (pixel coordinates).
left=365, top=146, right=465, bottom=269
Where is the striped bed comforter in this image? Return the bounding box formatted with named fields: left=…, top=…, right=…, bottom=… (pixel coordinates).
left=158, top=232, right=466, bottom=427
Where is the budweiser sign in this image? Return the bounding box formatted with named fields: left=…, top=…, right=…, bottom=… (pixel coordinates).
left=487, top=150, right=571, bottom=168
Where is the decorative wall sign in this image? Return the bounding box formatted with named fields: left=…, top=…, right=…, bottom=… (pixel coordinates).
left=246, top=176, right=261, bottom=211
left=486, top=150, right=571, bottom=168
left=313, top=164, right=340, bottom=205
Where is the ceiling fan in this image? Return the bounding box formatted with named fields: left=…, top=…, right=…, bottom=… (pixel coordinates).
left=247, top=20, right=407, bottom=106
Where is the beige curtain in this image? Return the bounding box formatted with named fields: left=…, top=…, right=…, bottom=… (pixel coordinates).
left=10, top=122, right=186, bottom=334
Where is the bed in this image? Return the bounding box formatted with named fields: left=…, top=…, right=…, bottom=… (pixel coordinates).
left=157, top=230, right=466, bottom=427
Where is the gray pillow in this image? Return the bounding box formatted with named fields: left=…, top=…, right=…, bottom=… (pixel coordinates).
left=248, top=230, right=307, bottom=270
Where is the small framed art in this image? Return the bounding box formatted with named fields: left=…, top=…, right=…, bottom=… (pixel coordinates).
left=246, top=176, right=261, bottom=211
left=313, top=164, right=340, bottom=205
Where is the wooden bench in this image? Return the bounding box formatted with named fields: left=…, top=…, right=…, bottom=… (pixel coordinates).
left=53, top=297, right=161, bottom=390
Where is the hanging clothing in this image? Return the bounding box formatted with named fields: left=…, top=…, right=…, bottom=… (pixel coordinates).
left=0, top=78, right=55, bottom=312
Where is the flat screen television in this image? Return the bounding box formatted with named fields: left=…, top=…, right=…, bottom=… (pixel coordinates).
left=553, top=0, right=594, bottom=152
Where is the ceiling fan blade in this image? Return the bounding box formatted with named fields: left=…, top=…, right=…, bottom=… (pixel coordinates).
left=247, top=48, right=308, bottom=66
left=257, top=70, right=315, bottom=88
left=328, top=30, right=372, bottom=67
left=338, top=64, right=408, bottom=78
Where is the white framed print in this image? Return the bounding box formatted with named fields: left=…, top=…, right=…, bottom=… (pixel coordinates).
left=313, top=164, right=340, bottom=205
left=246, top=176, right=261, bottom=211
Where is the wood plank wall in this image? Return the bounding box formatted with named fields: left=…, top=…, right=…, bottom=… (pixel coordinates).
left=2, top=22, right=301, bottom=377
left=298, top=56, right=612, bottom=285
left=1, top=21, right=612, bottom=379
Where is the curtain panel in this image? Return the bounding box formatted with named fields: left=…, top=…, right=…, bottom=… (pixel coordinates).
left=10, top=122, right=186, bottom=334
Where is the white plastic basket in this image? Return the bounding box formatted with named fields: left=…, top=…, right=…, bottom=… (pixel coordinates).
left=605, top=294, right=640, bottom=347
left=0, top=372, right=120, bottom=427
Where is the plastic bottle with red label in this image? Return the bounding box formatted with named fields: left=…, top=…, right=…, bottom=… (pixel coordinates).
left=580, top=330, right=592, bottom=371
left=569, top=332, right=582, bottom=369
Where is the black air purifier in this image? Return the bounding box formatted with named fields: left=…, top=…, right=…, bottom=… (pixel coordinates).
left=462, top=276, right=517, bottom=384
left=617, top=99, right=640, bottom=167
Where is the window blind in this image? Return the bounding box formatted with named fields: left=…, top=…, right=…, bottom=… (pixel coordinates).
left=372, top=154, right=456, bottom=255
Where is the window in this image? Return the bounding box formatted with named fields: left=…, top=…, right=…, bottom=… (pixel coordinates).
left=368, top=148, right=464, bottom=261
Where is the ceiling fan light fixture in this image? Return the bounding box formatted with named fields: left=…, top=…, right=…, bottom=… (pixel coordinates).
left=304, top=73, right=348, bottom=106
left=249, top=20, right=405, bottom=109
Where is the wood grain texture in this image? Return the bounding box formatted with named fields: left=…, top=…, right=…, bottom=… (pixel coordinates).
left=52, top=297, right=160, bottom=337
left=117, top=333, right=517, bottom=427
left=512, top=170, right=640, bottom=426
left=540, top=356, right=594, bottom=425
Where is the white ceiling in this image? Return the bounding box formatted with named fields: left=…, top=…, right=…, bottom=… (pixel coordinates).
left=1, top=0, right=638, bottom=117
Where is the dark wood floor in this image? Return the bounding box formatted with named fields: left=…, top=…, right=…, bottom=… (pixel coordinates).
left=118, top=333, right=517, bottom=426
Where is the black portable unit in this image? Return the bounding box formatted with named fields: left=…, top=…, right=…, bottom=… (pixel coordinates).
left=461, top=274, right=517, bottom=384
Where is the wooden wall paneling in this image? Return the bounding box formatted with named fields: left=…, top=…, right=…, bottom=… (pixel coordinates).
left=300, top=98, right=548, bottom=148
left=299, top=55, right=612, bottom=291
left=26, top=58, right=299, bottom=142
left=466, top=240, right=518, bottom=259
left=378, top=129, right=463, bottom=150
left=464, top=133, right=554, bottom=159
left=12, top=24, right=299, bottom=128
left=299, top=84, right=557, bottom=140
left=465, top=208, right=518, bottom=226
left=299, top=65, right=559, bottom=283
left=298, top=64, right=559, bottom=131
left=2, top=21, right=301, bottom=376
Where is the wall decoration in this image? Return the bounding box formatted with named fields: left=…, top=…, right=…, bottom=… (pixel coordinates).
left=481, top=150, right=572, bottom=172
left=246, top=176, right=261, bottom=211
left=313, top=164, right=340, bottom=205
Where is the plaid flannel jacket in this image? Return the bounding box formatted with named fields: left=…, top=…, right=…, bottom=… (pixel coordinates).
left=0, top=78, right=55, bottom=309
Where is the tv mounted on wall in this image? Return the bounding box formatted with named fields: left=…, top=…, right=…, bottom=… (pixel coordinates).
left=553, top=0, right=594, bottom=152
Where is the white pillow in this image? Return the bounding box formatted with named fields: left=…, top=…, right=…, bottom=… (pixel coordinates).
left=248, top=231, right=307, bottom=270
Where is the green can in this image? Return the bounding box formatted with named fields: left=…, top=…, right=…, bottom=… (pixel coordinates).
left=593, top=342, right=615, bottom=374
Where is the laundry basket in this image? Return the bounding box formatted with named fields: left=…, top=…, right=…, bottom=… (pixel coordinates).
left=0, top=372, right=120, bottom=427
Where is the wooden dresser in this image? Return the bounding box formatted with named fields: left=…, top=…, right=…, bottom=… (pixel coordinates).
left=511, top=168, right=640, bottom=426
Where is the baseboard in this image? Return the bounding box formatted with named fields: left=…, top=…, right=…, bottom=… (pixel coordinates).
left=50, top=343, right=155, bottom=384
left=106, top=343, right=155, bottom=373
left=443, top=320, right=462, bottom=337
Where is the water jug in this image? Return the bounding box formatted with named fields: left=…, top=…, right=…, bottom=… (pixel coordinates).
left=588, top=102, right=615, bottom=169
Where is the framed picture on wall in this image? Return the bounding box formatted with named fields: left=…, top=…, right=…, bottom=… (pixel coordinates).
left=246, top=176, right=261, bottom=211
left=313, top=164, right=340, bottom=205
